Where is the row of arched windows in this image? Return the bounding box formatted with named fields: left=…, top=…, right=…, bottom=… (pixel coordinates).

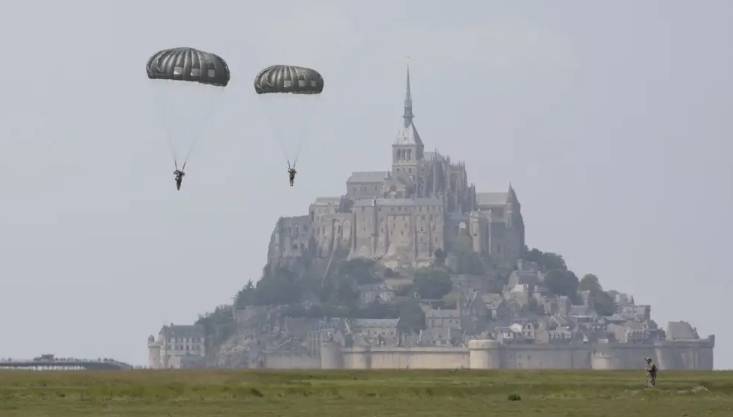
left=395, top=149, right=413, bottom=160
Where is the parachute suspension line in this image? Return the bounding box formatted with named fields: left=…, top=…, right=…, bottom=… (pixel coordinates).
left=275, top=132, right=305, bottom=169
left=291, top=140, right=304, bottom=168
left=148, top=47, right=230, bottom=175
left=181, top=134, right=201, bottom=171
left=179, top=94, right=221, bottom=172
left=165, top=131, right=179, bottom=169
left=276, top=134, right=293, bottom=167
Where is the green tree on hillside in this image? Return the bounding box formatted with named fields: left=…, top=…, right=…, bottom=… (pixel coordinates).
left=235, top=280, right=256, bottom=308
left=544, top=269, right=579, bottom=298
left=414, top=268, right=452, bottom=299
left=579, top=273, right=616, bottom=316
left=579, top=274, right=602, bottom=293
left=234, top=267, right=302, bottom=307
left=196, top=305, right=234, bottom=345
left=338, top=258, right=379, bottom=285
left=321, top=272, right=359, bottom=309
left=524, top=248, right=567, bottom=271
left=591, top=290, right=616, bottom=316
left=449, top=234, right=486, bottom=274
left=398, top=300, right=426, bottom=332
left=433, top=248, right=446, bottom=266
left=355, top=302, right=399, bottom=319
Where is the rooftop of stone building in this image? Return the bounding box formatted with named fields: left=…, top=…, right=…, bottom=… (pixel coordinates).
left=347, top=171, right=390, bottom=183
left=509, top=270, right=541, bottom=285
left=667, top=321, right=700, bottom=340
left=352, top=319, right=400, bottom=328
left=357, top=283, right=393, bottom=291
left=160, top=324, right=204, bottom=338
left=353, top=197, right=443, bottom=207
left=395, top=120, right=422, bottom=145
left=568, top=305, right=594, bottom=317
left=425, top=309, right=460, bottom=319
left=278, top=215, right=311, bottom=224
left=481, top=293, right=504, bottom=309
left=476, top=192, right=509, bottom=207
left=312, top=197, right=342, bottom=205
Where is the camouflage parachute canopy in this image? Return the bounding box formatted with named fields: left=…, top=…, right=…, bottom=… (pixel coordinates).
left=147, top=47, right=230, bottom=87
left=254, top=65, right=324, bottom=94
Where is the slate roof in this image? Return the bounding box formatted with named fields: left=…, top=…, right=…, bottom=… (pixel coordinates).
left=352, top=319, right=399, bottom=328
left=476, top=192, right=508, bottom=207
left=160, top=325, right=204, bottom=338
left=312, top=197, right=341, bottom=205
left=353, top=197, right=443, bottom=207
left=347, top=171, right=390, bottom=183
left=667, top=321, right=699, bottom=340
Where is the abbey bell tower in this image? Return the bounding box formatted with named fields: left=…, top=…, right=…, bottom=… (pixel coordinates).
left=392, top=67, right=424, bottom=187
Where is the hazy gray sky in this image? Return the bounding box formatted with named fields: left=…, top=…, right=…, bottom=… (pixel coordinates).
left=1, top=0, right=731, bottom=368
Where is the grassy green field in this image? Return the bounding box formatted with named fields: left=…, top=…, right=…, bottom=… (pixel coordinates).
left=1, top=369, right=732, bottom=417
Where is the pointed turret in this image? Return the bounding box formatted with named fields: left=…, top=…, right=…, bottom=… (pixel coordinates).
left=507, top=183, right=519, bottom=205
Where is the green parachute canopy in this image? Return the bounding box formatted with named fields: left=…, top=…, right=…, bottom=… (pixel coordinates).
left=147, top=47, right=230, bottom=87
left=254, top=65, right=324, bottom=94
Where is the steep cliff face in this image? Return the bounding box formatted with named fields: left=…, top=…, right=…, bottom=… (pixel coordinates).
left=267, top=216, right=315, bottom=270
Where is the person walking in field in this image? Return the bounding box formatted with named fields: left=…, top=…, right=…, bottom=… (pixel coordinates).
left=645, top=357, right=657, bottom=387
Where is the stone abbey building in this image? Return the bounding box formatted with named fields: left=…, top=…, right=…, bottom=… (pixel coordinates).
left=268, top=69, right=524, bottom=270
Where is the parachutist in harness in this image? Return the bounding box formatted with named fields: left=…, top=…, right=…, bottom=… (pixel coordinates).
left=287, top=162, right=297, bottom=187
left=254, top=65, right=323, bottom=190
left=174, top=169, right=185, bottom=191
left=147, top=47, right=230, bottom=194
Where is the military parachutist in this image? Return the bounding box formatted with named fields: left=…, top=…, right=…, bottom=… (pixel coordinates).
left=174, top=169, right=185, bottom=191
left=254, top=65, right=323, bottom=189
left=146, top=47, right=230, bottom=192
left=287, top=162, right=297, bottom=187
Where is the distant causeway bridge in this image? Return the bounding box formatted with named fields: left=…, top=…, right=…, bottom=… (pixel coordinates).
left=0, top=355, right=132, bottom=371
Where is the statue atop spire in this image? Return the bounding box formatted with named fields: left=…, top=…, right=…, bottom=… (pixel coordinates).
left=403, top=65, right=414, bottom=127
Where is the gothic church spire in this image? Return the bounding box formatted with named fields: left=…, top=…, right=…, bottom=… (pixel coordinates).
left=403, top=65, right=414, bottom=127
left=395, top=65, right=422, bottom=146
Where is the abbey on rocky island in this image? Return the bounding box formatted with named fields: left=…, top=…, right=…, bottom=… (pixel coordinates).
left=148, top=68, right=714, bottom=371
left=269, top=68, right=523, bottom=271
